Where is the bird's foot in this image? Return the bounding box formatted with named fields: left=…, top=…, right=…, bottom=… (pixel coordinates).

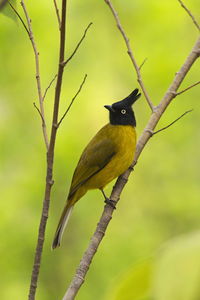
left=104, top=198, right=116, bottom=209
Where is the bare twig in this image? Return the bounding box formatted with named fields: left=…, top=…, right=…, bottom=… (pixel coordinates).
left=20, top=1, right=49, bottom=150
left=63, top=18, right=200, bottom=300
left=33, top=102, right=45, bottom=124
left=43, top=74, right=57, bottom=101
left=8, top=2, right=29, bottom=34
left=58, top=74, right=87, bottom=127
left=176, top=80, right=200, bottom=96
left=177, top=0, right=200, bottom=32
left=139, top=57, right=148, bottom=71
left=63, top=22, right=93, bottom=66
left=28, top=1, right=68, bottom=299
left=146, top=109, right=193, bottom=136
left=53, top=0, right=61, bottom=30
left=104, top=0, right=154, bottom=111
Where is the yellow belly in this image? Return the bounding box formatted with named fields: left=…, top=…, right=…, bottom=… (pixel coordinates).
left=85, top=124, right=136, bottom=189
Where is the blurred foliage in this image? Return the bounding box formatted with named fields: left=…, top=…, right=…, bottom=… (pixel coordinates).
left=153, top=231, right=200, bottom=300
left=0, top=0, right=200, bottom=299
left=105, top=231, right=200, bottom=300
left=105, top=259, right=152, bottom=300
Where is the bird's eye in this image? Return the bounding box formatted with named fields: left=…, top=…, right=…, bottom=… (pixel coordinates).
left=121, top=109, right=126, bottom=114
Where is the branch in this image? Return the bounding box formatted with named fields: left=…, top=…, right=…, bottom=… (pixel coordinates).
left=62, top=25, right=200, bottom=300
left=139, top=57, right=148, bottom=71
left=57, top=74, right=87, bottom=127
left=9, top=1, right=49, bottom=150
left=20, top=1, right=49, bottom=150
left=104, top=0, right=154, bottom=112
left=53, top=0, right=61, bottom=30
left=8, top=2, right=29, bottom=35
left=62, top=22, right=93, bottom=66
left=33, top=102, right=45, bottom=125
left=145, top=109, right=193, bottom=136
left=28, top=0, right=68, bottom=299
left=43, top=74, right=57, bottom=101
left=177, top=0, right=200, bottom=32
left=176, top=80, right=200, bottom=96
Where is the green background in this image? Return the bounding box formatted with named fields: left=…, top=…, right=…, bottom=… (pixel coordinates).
left=0, top=0, right=200, bottom=299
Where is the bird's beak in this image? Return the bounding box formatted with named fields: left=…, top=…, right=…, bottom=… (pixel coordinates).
left=104, top=105, right=115, bottom=112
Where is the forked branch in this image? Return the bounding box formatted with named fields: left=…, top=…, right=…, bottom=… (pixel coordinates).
left=63, top=22, right=93, bottom=66
left=10, top=1, right=49, bottom=149
left=146, top=109, right=193, bottom=136
left=9, top=1, right=29, bottom=34
left=20, top=0, right=49, bottom=149
left=43, top=74, right=57, bottom=101
left=58, top=74, right=87, bottom=127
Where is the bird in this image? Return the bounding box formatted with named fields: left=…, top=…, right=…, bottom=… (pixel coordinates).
left=52, top=88, right=141, bottom=249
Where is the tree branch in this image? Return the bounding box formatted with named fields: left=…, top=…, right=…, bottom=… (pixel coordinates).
left=139, top=57, right=148, bottom=71
left=53, top=0, right=61, bottom=30
left=62, top=22, right=93, bottom=66
left=28, top=1, right=68, bottom=299
left=145, top=109, right=193, bottom=136
left=177, top=0, right=200, bottom=32
left=62, top=7, right=200, bottom=300
left=104, top=0, right=154, bottom=112
left=8, top=2, right=29, bottom=34
left=57, top=74, right=87, bottom=127
left=176, top=80, right=200, bottom=96
left=9, top=0, right=49, bottom=150
left=43, top=74, right=57, bottom=101
left=20, top=1, right=49, bottom=150
left=33, top=102, right=45, bottom=125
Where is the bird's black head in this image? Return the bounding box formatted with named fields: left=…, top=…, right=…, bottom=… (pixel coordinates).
left=104, top=88, right=141, bottom=127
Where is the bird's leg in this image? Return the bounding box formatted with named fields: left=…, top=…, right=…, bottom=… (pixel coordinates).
left=100, top=188, right=116, bottom=209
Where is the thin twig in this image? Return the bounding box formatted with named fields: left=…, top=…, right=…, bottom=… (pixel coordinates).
left=104, top=0, right=154, bottom=111
left=177, top=0, right=200, bottom=32
left=53, top=0, right=61, bottom=30
left=20, top=0, right=49, bottom=150
left=145, top=109, right=193, bottom=136
left=176, top=80, right=200, bottom=96
left=43, top=74, right=57, bottom=101
left=33, top=102, right=45, bottom=124
left=58, top=74, right=87, bottom=127
left=8, top=2, right=29, bottom=35
left=139, top=57, right=148, bottom=71
left=63, top=22, right=93, bottom=66
left=28, top=1, right=68, bottom=299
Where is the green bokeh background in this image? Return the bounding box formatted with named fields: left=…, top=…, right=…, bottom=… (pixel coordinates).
left=0, top=0, right=200, bottom=299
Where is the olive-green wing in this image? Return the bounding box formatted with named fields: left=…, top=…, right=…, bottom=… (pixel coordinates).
left=68, top=137, right=116, bottom=199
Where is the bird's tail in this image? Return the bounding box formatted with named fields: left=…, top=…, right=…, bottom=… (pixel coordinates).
left=52, top=203, right=74, bottom=249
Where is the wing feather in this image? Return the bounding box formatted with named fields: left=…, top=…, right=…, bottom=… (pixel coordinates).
left=68, top=137, right=116, bottom=199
